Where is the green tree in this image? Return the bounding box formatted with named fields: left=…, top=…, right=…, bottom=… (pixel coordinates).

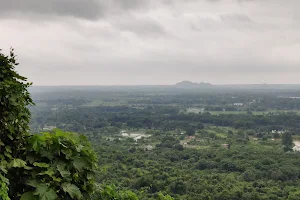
left=287, top=189, right=300, bottom=200
left=0, top=48, right=34, bottom=199
left=186, top=126, right=195, bottom=136
left=93, top=185, right=138, bottom=200
left=0, top=49, right=98, bottom=199
left=282, top=132, right=293, bottom=151
left=21, top=129, right=98, bottom=200
left=157, top=192, right=174, bottom=200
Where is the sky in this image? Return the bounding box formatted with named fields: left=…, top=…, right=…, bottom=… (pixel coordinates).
left=0, top=0, right=299, bottom=85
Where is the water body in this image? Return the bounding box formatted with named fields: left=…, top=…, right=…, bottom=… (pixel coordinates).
left=294, top=141, right=300, bottom=146
left=293, top=141, right=300, bottom=152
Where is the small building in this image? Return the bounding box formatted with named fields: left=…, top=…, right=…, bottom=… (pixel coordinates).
left=144, top=145, right=154, bottom=151
left=121, top=130, right=129, bottom=136
left=234, top=103, right=244, bottom=106
left=271, top=130, right=286, bottom=134
left=221, top=144, right=230, bottom=149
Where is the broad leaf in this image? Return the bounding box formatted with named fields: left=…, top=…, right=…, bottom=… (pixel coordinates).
left=33, top=162, right=49, bottom=168
left=8, top=158, right=27, bottom=168
left=27, top=179, right=38, bottom=188
left=20, top=192, right=39, bottom=200
left=34, top=184, right=58, bottom=200
left=62, top=183, right=83, bottom=199
left=73, top=157, right=89, bottom=171
left=57, top=165, right=71, bottom=180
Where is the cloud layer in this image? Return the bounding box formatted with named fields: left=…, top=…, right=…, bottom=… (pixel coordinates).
left=0, top=0, right=299, bottom=85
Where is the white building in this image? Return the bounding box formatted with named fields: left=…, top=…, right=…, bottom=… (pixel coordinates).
left=234, top=103, right=244, bottom=106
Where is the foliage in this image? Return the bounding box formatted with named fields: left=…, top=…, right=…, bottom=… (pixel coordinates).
left=157, top=192, right=174, bottom=200
left=93, top=185, right=138, bottom=200
left=27, top=86, right=300, bottom=199
left=282, top=132, right=293, bottom=151
left=31, top=105, right=300, bottom=136
left=94, top=132, right=300, bottom=199
left=1, top=49, right=99, bottom=200
left=186, top=126, right=195, bottom=136
left=0, top=48, right=34, bottom=199
left=20, top=129, right=98, bottom=200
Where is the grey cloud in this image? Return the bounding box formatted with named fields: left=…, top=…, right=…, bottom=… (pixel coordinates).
left=220, top=13, right=253, bottom=23
left=207, top=0, right=262, bottom=2
left=112, top=0, right=151, bottom=10
left=111, top=15, right=166, bottom=37
left=0, top=0, right=104, bottom=20
left=0, top=0, right=155, bottom=20
left=188, top=13, right=257, bottom=32
left=1, top=0, right=300, bottom=85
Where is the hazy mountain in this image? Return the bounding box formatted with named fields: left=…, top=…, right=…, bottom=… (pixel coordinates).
left=175, top=81, right=212, bottom=88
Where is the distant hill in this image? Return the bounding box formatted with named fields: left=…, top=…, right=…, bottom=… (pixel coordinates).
left=175, top=81, right=212, bottom=88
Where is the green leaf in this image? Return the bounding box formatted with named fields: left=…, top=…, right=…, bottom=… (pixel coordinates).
left=34, top=184, right=58, bottom=200
left=5, top=146, right=11, bottom=153
left=61, top=149, right=73, bottom=160
left=33, top=162, right=49, bottom=168
left=73, top=157, right=89, bottom=171
left=38, top=168, right=55, bottom=177
left=24, top=166, right=33, bottom=170
left=27, top=179, right=38, bottom=188
left=62, top=183, right=82, bottom=199
left=20, top=192, right=39, bottom=200
left=87, top=172, right=94, bottom=180
left=31, top=136, right=46, bottom=152
left=34, top=184, right=48, bottom=196
left=7, top=134, right=13, bottom=140
left=26, top=154, right=35, bottom=164
left=57, top=165, right=71, bottom=180
left=52, top=176, right=62, bottom=183
left=8, top=159, right=27, bottom=168
left=4, top=152, right=12, bottom=159
left=75, top=144, right=84, bottom=152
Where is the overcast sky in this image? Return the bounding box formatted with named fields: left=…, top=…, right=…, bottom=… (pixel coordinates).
left=0, top=0, right=299, bottom=85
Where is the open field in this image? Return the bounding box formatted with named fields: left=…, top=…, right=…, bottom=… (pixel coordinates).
left=208, top=110, right=300, bottom=115
left=82, top=99, right=126, bottom=107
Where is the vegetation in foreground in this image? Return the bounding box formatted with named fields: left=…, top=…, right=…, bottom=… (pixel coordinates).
left=0, top=50, right=139, bottom=200
left=2, top=49, right=300, bottom=199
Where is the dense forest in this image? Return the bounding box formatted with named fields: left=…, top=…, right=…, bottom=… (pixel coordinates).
left=28, top=85, right=300, bottom=199
left=2, top=50, right=300, bottom=199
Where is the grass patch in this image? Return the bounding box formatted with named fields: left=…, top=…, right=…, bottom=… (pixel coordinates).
left=208, top=110, right=300, bottom=115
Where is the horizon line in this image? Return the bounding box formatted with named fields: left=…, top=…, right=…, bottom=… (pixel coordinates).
left=30, top=83, right=300, bottom=87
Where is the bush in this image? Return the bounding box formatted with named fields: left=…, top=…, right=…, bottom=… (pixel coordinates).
left=94, top=184, right=138, bottom=200
left=0, top=49, right=34, bottom=199
left=21, top=129, right=98, bottom=200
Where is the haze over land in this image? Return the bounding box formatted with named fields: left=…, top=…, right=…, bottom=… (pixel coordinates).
left=1, top=0, right=300, bottom=85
